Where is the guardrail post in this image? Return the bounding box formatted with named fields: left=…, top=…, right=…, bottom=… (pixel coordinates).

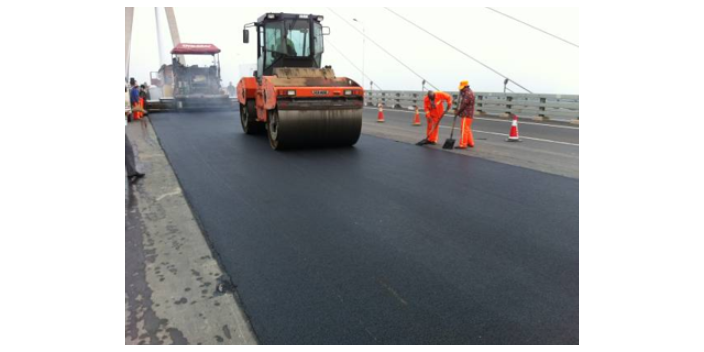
left=505, top=96, right=513, bottom=118
left=535, top=97, right=548, bottom=121
left=477, top=95, right=484, bottom=116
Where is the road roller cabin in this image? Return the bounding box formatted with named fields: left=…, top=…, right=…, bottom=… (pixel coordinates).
left=237, top=13, right=364, bottom=150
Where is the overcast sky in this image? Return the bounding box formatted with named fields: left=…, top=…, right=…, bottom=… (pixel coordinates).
left=128, top=7, right=578, bottom=94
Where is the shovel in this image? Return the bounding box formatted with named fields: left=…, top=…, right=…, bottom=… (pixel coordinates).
left=416, top=111, right=447, bottom=147
left=442, top=94, right=464, bottom=150
left=442, top=115, right=458, bottom=150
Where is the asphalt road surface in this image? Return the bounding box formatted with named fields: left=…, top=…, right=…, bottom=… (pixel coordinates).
left=361, top=108, right=579, bottom=178
left=150, top=110, right=579, bottom=344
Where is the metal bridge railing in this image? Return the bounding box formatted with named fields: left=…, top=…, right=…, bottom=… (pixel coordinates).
left=364, top=90, right=579, bottom=122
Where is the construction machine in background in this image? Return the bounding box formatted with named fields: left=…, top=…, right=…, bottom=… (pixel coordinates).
left=149, top=43, right=235, bottom=111
left=237, top=13, right=364, bottom=150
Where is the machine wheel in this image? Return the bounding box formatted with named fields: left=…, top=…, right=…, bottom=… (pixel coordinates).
left=267, top=109, right=282, bottom=150
left=240, top=101, right=264, bottom=135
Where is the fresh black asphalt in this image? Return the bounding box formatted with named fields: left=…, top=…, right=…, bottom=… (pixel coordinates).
left=150, top=111, right=579, bottom=344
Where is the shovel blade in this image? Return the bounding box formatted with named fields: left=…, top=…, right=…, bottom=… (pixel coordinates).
left=443, top=139, right=456, bottom=149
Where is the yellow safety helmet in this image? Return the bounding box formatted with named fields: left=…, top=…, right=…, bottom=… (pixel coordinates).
left=458, top=81, right=469, bottom=90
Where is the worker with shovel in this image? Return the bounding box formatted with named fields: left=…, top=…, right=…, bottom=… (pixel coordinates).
left=456, top=81, right=476, bottom=149
left=418, top=91, right=452, bottom=145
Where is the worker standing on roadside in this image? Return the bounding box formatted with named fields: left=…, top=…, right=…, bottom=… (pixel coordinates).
left=130, top=81, right=141, bottom=120
left=137, top=84, right=150, bottom=139
left=139, top=84, right=148, bottom=116
left=126, top=85, right=145, bottom=182
left=423, top=91, right=453, bottom=144
left=143, top=83, right=151, bottom=101
left=456, top=81, right=476, bottom=149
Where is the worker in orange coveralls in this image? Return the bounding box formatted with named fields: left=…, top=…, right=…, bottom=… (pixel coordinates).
left=423, top=91, right=453, bottom=144
left=130, top=79, right=142, bottom=120
left=455, top=81, right=476, bottom=149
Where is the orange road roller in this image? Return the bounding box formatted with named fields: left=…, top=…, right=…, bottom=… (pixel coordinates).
left=237, top=13, right=364, bottom=150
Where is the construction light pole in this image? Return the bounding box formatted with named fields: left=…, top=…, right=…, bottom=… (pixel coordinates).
left=353, top=18, right=365, bottom=91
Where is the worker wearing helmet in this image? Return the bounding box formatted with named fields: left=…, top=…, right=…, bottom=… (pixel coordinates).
left=423, top=91, right=453, bottom=144
left=456, top=81, right=476, bottom=149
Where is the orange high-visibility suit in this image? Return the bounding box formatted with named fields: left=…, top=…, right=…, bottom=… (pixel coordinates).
left=457, top=88, right=476, bottom=148
left=132, top=102, right=142, bottom=120
left=130, top=86, right=142, bottom=120
left=423, top=92, right=452, bottom=144
left=139, top=98, right=145, bottom=120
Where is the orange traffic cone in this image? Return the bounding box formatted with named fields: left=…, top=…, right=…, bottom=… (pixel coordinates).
left=377, top=103, right=385, bottom=123
left=507, top=114, right=521, bottom=142
left=413, top=106, right=421, bottom=126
